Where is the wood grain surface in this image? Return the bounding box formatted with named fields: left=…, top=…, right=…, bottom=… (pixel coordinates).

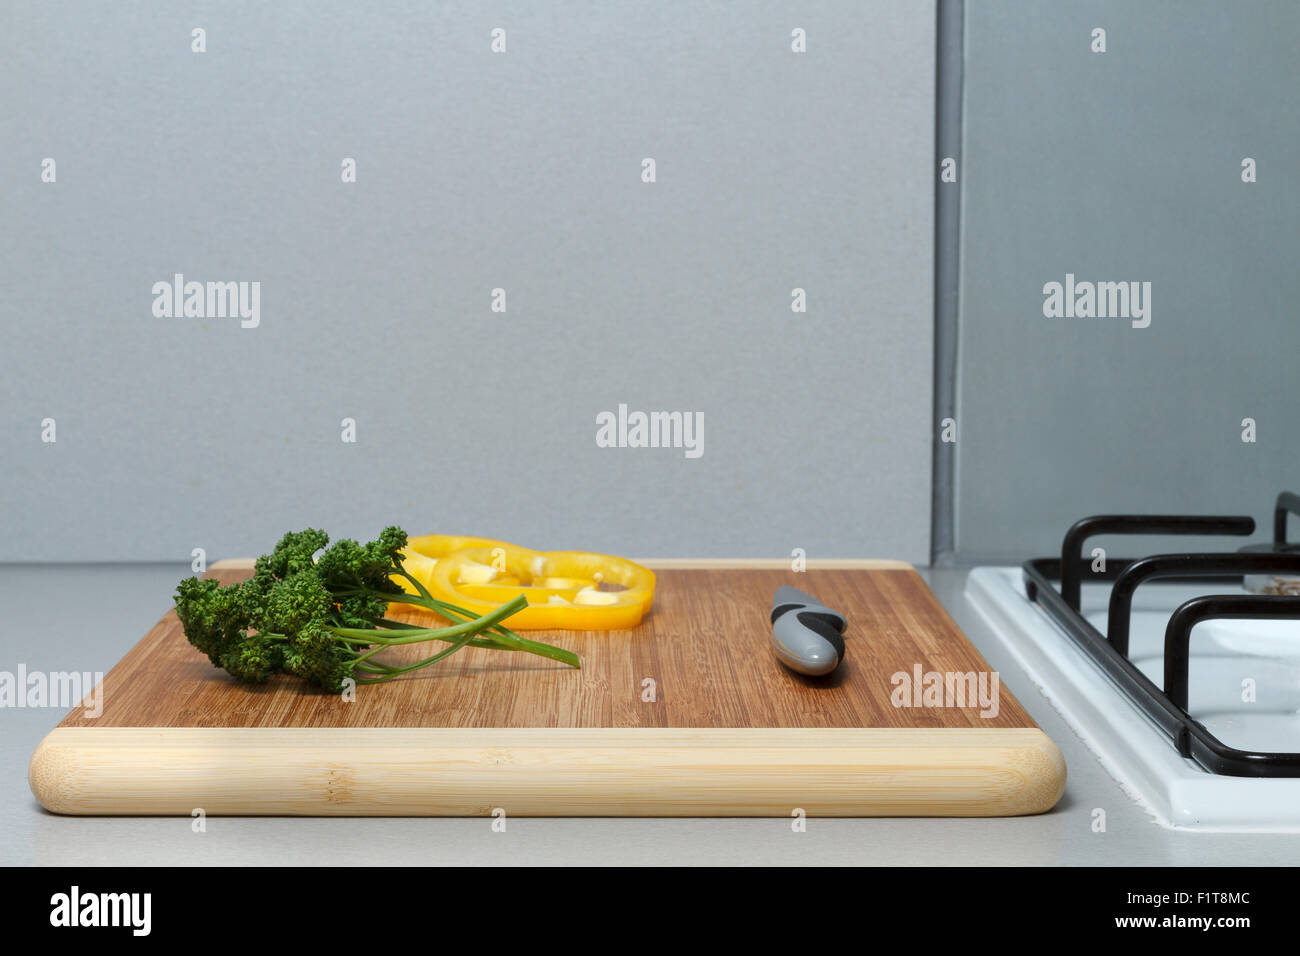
left=59, top=566, right=1034, bottom=731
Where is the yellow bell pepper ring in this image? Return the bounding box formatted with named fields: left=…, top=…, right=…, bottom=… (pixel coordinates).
left=395, top=534, right=519, bottom=601
left=428, top=545, right=656, bottom=630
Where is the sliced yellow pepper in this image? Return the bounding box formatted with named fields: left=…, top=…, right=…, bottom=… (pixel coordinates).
left=400, top=539, right=655, bottom=630
left=397, top=533, right=518, bottom=598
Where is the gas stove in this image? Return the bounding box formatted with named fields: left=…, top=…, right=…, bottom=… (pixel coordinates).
left=966, top=492, right=1300, bottom=831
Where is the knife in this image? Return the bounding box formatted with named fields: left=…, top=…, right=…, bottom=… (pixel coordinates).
left=770, top=585, right=846, bottom=676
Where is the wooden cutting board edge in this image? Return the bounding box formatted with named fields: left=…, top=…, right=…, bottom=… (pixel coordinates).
left=207, top=557, right=921, bottom=571
left=29, top=558, right=1067, bottom=818
left=31, top=726, right=1066, bottom=817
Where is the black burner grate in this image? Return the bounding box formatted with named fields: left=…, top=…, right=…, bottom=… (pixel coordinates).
left=1023, top=492, right=1300, bottom=777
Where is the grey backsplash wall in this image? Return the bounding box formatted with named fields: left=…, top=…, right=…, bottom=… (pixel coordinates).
left=0, top=2, right=935, bottom=563
left=951, top=0, right=1300, bottom=563
left=8, top=2, right=1290, bottom=569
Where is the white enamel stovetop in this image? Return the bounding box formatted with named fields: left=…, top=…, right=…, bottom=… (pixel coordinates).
left=967, top=567, right=1300, bottom=831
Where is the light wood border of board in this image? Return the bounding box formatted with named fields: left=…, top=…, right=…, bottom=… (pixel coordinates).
left=30, top=727, right=1065, bottom=817
left=209, top=557, right=917, bottom=572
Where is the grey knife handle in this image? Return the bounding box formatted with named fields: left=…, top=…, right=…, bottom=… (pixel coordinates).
left=770, top=586, right=846, bottom=676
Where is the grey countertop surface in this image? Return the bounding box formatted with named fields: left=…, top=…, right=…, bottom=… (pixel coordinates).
left=3, top=563, right=1296, bottom=866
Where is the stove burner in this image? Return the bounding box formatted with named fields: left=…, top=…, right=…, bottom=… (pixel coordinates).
left=1239, top=492, right=1300, bottom=594
left=1023, top=491, right=1300, bottom=777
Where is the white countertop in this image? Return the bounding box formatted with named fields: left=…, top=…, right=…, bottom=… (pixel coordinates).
left=3, top=563, right=1297, bottom=865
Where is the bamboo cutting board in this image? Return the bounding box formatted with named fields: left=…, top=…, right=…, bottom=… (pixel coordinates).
left=30, top=560, right=1065, bottom=816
